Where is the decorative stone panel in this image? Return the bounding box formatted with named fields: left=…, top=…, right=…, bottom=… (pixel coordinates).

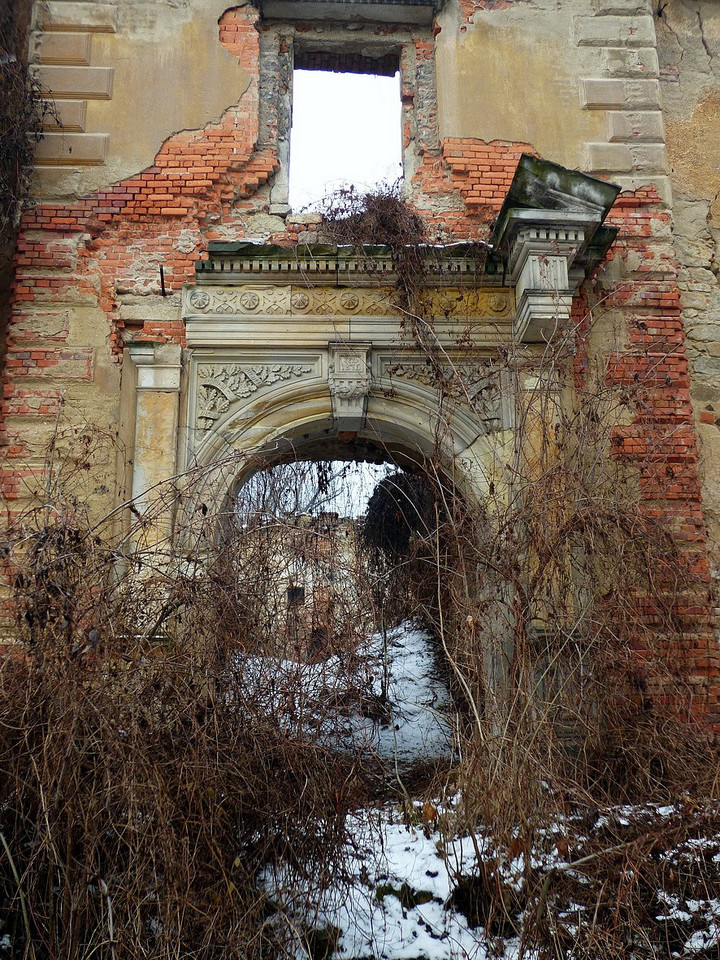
left=329, top=343, right=371, bottom=431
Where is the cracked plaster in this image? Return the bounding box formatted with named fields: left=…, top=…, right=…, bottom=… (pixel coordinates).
left=34, top=0, right=252, bottom=200
left=657, top=0, right=720, bottom=547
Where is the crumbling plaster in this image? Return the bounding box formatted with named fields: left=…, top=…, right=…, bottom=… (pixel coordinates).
left=33, top=0, right=252, bottom=200
left=657, top=0, right=720, bottom=550
left=435, top=0, right=607, bottom=171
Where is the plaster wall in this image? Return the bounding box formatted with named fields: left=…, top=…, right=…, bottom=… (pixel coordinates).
left=436, top=1, right=608, bottom=171
left=33, top=0, right=251, bottom=200
left=656, top=0, right=720, bottom=558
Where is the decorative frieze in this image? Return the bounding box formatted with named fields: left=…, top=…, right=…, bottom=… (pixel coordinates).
left=187, top=287, right=291, bottom=316
left=183, top=283, right=514, bottom=321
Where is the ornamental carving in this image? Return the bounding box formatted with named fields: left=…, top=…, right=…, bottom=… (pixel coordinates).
left=185, top=288, right=291, bottom=316
left=196, top=362, right=313, bottom=431
left=291, top=292, right=310, bottom=311
left=384, top=360, right=503, bottom=432
left=290, top=288, right=396, bottom=317
left=329, top=343, right=371, bottom=429
left=188, top=289, right=210, bottom=310
left=239, top=292, right=261, bottom=311
left=185, top=285, right=512, bottom=321
left=425, top=289, right=513, bottom=319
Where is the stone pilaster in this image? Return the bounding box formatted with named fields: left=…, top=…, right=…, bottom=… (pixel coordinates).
left=128, top=343, right=183, bottom=524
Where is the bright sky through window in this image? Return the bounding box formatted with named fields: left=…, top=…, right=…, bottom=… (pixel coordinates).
left=289, top=70, right=403, bottom=211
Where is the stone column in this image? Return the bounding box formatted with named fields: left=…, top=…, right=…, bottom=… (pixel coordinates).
left=128, top=343, right=183, bottom=539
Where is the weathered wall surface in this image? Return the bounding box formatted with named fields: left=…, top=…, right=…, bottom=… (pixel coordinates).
left=1, top=0, right=718, bottom=721
left=656, top=0, right=720, bottom=557
left=32, top=0, right=252, bottom=198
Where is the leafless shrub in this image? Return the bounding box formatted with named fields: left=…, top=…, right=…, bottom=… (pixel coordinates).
left=0, top=451, right=380, bottom=959
left=1, top=188, right=718, bottom=956
left=317, top=189, right=720, bottom=953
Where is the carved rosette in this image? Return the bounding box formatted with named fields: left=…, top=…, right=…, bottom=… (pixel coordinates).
left=186, top=287, right=291, bottom=316
left=290, top=288, right=395, bottom=317
left=196, top=362, right=313, bottom=431
left=328, top=343, right=371, bottom=431
left=384, top=360, right=504, bottom=433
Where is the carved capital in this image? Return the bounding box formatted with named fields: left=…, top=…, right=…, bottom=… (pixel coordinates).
left=128, top=342, right=182, bottom=392
left=502, top=215, right=587, bottom=343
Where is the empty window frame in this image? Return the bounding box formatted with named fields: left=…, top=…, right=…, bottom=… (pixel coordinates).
left=288, top=66, right=402, bottom=210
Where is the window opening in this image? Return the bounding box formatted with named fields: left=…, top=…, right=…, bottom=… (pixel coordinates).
left=288, top=68, right=402, bottom=211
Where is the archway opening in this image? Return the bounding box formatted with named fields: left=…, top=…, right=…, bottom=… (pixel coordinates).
left=208, top=447, right=468, bottom=785
left=225, top=454, right=450, bottom=658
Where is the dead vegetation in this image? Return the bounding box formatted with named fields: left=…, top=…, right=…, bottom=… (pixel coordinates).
left=0, top=472, right=372, bottom=959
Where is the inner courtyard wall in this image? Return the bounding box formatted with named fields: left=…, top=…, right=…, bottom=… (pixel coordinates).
left=1, top=0, right=719, bottom=723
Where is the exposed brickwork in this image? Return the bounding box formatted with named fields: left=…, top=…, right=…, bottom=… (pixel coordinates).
left=441, top=139, right=536, bottom=213
left=405, top=138, right=536, bottom=238
left=573, top=186, right=719, bottom=726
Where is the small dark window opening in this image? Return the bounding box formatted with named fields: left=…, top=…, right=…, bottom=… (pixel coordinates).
left=287, top=585, right=305, bottom=606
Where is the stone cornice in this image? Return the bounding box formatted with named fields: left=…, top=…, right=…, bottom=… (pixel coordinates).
left=195, top=242, right=501, bottom=287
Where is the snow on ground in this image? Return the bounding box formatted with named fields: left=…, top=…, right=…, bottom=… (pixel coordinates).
left=267, top=797, right=720, bottom=960
left=238, top=620, right=454, bottom=774
left=317, top=806, right=498, bottom=960
left=244, top=621, right=720, bottom=960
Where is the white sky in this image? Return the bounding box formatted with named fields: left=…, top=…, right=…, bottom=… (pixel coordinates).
left=289, top=69, right=403, bottom=210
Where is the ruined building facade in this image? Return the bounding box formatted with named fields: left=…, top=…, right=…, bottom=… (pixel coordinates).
left=2, top=0, right=720, bottom=724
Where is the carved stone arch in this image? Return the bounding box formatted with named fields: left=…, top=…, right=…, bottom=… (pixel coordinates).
left=127, top=156, right=620, bottom=550
left=181, top=370, right=510, bottom=531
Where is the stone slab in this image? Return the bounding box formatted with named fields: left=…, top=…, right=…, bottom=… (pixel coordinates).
left=36, top=32, right=92, bottom=65
left=581, top=78, right=625, bottom=109
left=586, top=142, right=634, bottom=173
left=36, top=65, right=114, bottom=99
left=575, top=14, right=656, bottom=47
left=624, top=78, right=661, bottom=109
left=608, top=110, right=665, bottom=143
left=590, top=0, right=652, bottom=13
left=42, top=100, right=87, bottom=132
left=34, top=133, right=109, bottom=165
left=604, top=46, right=659, bottom=78
left=37, top=2, right=117, bottom=33
left=629, top=142, right=668, bottom=174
